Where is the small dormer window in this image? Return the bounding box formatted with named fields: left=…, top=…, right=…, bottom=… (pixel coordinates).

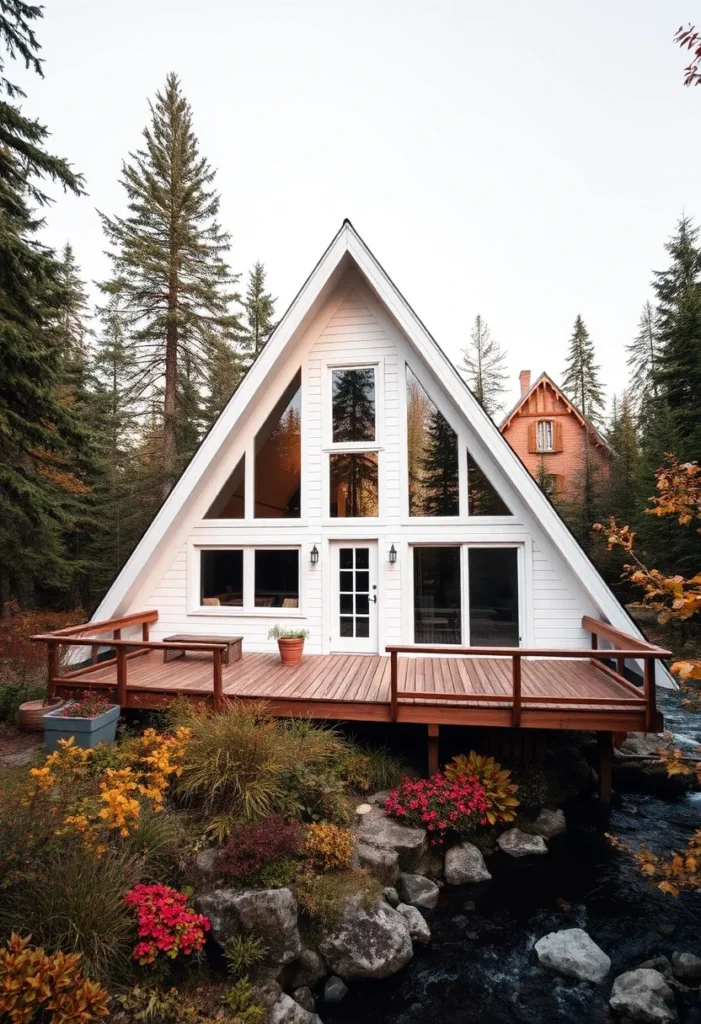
left=537, top=420, right=554, bottom=452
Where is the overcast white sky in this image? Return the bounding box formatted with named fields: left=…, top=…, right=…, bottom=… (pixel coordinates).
left=25, top=0, right=700, bottom=414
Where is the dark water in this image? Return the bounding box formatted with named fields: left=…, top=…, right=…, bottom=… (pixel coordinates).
left=324, top=688, right=701, bottom=1024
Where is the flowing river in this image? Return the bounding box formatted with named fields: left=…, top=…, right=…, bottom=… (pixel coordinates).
left=326, top=689, right=701, bottom=1024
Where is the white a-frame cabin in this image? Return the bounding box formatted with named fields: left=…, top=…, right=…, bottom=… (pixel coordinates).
left=36, top=222, right=670, bottom=786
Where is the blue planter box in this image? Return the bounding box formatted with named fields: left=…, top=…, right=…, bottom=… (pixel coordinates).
left=43, top=704, right=120, bottom=751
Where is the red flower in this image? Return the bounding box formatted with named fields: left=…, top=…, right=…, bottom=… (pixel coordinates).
left=384, top=773, right=488, bottom=847
left=124, top=884, right=209, bottom=965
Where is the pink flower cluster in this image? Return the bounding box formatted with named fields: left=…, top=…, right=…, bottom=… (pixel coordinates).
left=385, top=773, right=489, bottom=846
left=124, top=884, right=210, bottom=965
left=58, top=690, right=113, bottom=718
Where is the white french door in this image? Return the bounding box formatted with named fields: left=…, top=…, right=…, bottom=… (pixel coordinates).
left=330, top=541, right=379, bottom=653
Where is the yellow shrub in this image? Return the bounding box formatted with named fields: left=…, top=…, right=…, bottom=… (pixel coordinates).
left=0, top=933, right=109, bottom=1023
left=445, top=751, right=520, bottom=825
left=303, top=822, right=354, bottom=871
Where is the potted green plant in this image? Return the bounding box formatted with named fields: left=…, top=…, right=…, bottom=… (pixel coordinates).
left=43, top=690, right=120, bottom=751
left=268, top=625, right=310, bottom=666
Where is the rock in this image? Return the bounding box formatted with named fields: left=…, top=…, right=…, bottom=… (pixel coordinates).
left=292, top=988, right=315, bottom=1012
left=497, top=828, right=548, bottom=858
left=355, top=805, right=427, bottom=871
left=444, top=842, right=492, bottom=885
left=324, top=976, right=349, bottom=1003
left=318, top=894, right=413, bottom=979
left=416, top=848, right=444, bottom=880
left=535, top=928, right=611, bottom=983
left=355, top=803, right=372, bottom=815
left=396, top=903, right=431, bottom=944
left=639, top=956, right=673, bottom=981
left=269, top=993, right=322, bottom=1024
left=368, top=790, right=391, bottom=807
left=383, top=887, right=400, bottom=907
left=194, top=847, right=219, bottom=877
left=531, top=808, right=566, bottom=840
left=658, top=923, right=676, bottom=937
left=355, top=840, right=400, bottom=886
left=251, top=977, right=283, bottom=1011
left=463, top=899, right=476, bottom=911
left=609, top=968, right=677, bottom=1022
left=281, top=949, right=326, bottom=990
left=671, top=950, right=701, bottom=980
left=196, top=887, right=301, bottom=966
left=614, top=734, right=690, bottom=796
left=0, top=745, right=42, bottom=768
left=397, top=873, right=439, bottom=909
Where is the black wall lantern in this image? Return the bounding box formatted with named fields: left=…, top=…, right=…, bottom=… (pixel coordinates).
left=310, top=544, right=319, bottom=565
left=389, top=544, right=397, bottom=564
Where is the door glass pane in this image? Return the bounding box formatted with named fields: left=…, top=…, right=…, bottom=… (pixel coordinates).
left=340, top=617, right=354, bottom=636
left=355, top=594, right=369, bottom=615
left=355, top=571, right=369, bottom=592
left=340, top=570, right=353, bottom=591
left=337, top=547, right=373, bottom=640
left=332, top=368, right=375, bottom=442
left=355, top=548, right=369, bottom=569
left=340, top=594, right=353, bottom=614
left=205, top=455, right=245, bottom=519
left=254, top=549, right=299, bottom=608
left=469, top=548, right=519, bottom=647
left=356, top=618, right=370, bottom=638
left=330, top=453, right=378, bottom=517
left=340, top=548, right=353, bottom=569
left=406, top=366, right=459, bottom=516
left=200, top=550, right=243, bottom=607
left=254, top=372, right=301, bottom=517
left=467, top=452, right=511, bottom=516
left=413, top=547, right=461, bottom=644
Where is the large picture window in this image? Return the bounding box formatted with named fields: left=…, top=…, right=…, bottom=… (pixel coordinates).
left=254, top=372, right=301, bottom=518
left=330, top=453, right=378, bottom=517
left=254, top=550, right=299, bottom=608
left=198, top=548, right=300, bottom=611
left=468, top=548, right=519, bottom=647
left=332, top=368, right=375, bottom=443
left=406, top=366, right=459, bottom=516
left=200, top=550, right=243, bottom=607
left=413, top=547, right=462, bottom=644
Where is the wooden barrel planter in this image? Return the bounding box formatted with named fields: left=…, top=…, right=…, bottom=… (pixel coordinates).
left=18, top=696, right=64, bottom=732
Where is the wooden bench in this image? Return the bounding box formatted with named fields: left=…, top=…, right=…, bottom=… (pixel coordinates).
left=163, top=634, right=243, bottom=665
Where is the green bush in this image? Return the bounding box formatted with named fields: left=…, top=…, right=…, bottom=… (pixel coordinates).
left=222, top=977, right=265, bottom=1022
left=255, top=857, right=298, bottom=888
left=0, top=680, right=46, bottom=723
left=224, top=935, right=267, bottom=979
left=511, top=762, right=553, bottom=811
left=123, top=809, right=186, bottom=881
left=118, top=985, right=199, bottom=1023
left=295, top=868, right=382, bottom=930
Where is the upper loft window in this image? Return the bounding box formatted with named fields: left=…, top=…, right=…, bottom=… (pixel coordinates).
left=332, top=368, right=376, bottom=443
left=205, top=455, right=245, bottom=519
left=254, top=372, right=301, bottom=518
left=536, top=420, right=554, bottom=452
left=406, top=365, right=459, bottom=516
left=467, top=452, right=511, bottom=516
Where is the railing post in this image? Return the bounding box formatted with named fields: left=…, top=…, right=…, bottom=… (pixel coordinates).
left=116, top=646, right=127, bottom=708
left=616, top=656, right=625, bottom=678
left=390, top=650, right=398, bottom=722
left=644, top=656, right=657, bottom=732
left=142, top=621, right=150, bottom=644
left=512, top=654, right=522, bottom=727
left=213, top=648, right=223, bottom=711
left=47, top=640, right=59, bottom=699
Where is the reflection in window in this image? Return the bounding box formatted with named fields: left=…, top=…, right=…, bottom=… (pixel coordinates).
left=413, top=547, right=461, bottom=644
left=469, top=548, right=519, bottom=647
left=200, top=550, right=243, bottom=607
left=332, top=368, right=375, bottom=443
left=254, top=549, right=299, bottom=608
left=254, top=373, right=301, bottom=518
left=467, top=452, right=511, bottom=516
left=330, top=453, right=378, bottom=517
left=406, top=366, right=459, bottom=516
left=205, top=455, right=245, bottom=518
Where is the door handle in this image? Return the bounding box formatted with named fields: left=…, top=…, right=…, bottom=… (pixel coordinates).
left=369, top=595, right=377, bottom=603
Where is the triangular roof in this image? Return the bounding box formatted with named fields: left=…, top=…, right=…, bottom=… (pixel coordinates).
left=92, top=219, right=665, bottom=679
left=500, top=371, right=613, bottom=453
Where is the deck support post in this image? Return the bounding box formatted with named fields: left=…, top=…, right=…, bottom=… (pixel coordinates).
left=213, top=648, right=223, bottom=711
left=427, top=724, right=439, bottom=775
left=390, top=650, right=398, bottom=722
left=512, top=654, right=522, bottom=726
left=47, top=640, right=59, bottom=699
left=597, top=731, right=613, bottom=813
left=116, top=646, right=127, bottom=708
left=643, top=656, right=656, bottom=733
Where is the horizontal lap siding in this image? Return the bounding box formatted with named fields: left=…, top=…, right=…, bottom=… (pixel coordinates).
left=532, top=545, right=588, bottom=646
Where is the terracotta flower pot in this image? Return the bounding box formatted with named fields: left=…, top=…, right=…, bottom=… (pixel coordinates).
left=277, top=637, right=305, bottom=666
left=18, top=696, right=64, bottom=732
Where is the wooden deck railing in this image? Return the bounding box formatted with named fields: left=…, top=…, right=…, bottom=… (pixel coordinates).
left=386, top=617, right=671, bottom=730
left=31, top=610, right=229, bottom=710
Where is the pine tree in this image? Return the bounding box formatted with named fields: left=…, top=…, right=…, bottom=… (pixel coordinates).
left=422, top=408, right=459, bottom=516
left=0, top=2, right=86, bottom=612
left=203, top=337, right=243, bottom=426
left=99, top=72, right=242, bottom=497
left=460, top=315, right=508, bottom=418
left=606, top=391, right=639, bottom=528
left=561, top=315, right=605, bottom=425
left=652, top=216, right=701, bottom=337
left=241, top=261, right=276, bottom=367
left=626, top=301, right=659, bottom=411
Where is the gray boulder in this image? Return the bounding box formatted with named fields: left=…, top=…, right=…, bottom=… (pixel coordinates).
left=638, top=956, right=673, bottom=981
left=292, top=988, right=315, bottom=1012
left=497, top=828, right=547, bottom=858
left=609, top=968, right=677, bottom=1022
left=367, top=790, right=391, bottom=807
left=671, top=950, right=701, bottom=980
left=396, top=903, right=431, bottom=944
left=416, top=847, right=444, bottom=880
left=535, top=928, right=610, bottom=983
left=397, top=872, right=439, bottom=909
left=324, top=976, right=349, bottom=1002
left=269, top=993, right=323, bottom=1024
left=445, top=842, right=492, bottom=885
left=196, top=887, right=301, bottom=966
left=355, top=805, right=427, bottom=871
left=318, top=894, right=413, bottom=979
left=194, top=847, right=220, bottom=878
left=531, top=808, right=566, bottom=840
left=382, top=886, right=400, bottom=907
left=355, top=840, right=400, bottom=885
left=281, top=948, right=326, bottom=990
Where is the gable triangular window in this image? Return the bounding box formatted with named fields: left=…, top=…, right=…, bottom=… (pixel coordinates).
left=467, top=451, right=511, bottom=516
left=406, top=365, right=459, bottom=516
left=254, top=371, right=301, bottom=518
left=204, top=454, right=245, bottom=519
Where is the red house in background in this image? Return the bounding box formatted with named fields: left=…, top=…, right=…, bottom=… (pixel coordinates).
left=500, top=370, right=612, bottom=498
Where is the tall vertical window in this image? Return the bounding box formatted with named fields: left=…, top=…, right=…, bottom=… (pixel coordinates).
left=205, top=455, right=245, bottom=518
left=254, top=372, right=301, bottom=518
left=468, top=548, right=519, bottom=647
left=413, top=547, right=462, bottom=644
left=330, top=453, right=378, bottom=517
left=467, top=452, right=511, bottom=516
left=406, top=366, right=459, bottom=516
left=332, top=368, right=376, bottom=442
left=536, top=420, right=554, bottom=452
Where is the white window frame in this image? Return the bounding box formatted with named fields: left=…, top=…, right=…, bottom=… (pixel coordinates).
left=188, top=544, right=305, bottom=617
left=537, top=420, right=554, bottom=453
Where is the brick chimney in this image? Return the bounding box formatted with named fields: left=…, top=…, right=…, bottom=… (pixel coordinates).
left=519, top=370, right=531, bottom=396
